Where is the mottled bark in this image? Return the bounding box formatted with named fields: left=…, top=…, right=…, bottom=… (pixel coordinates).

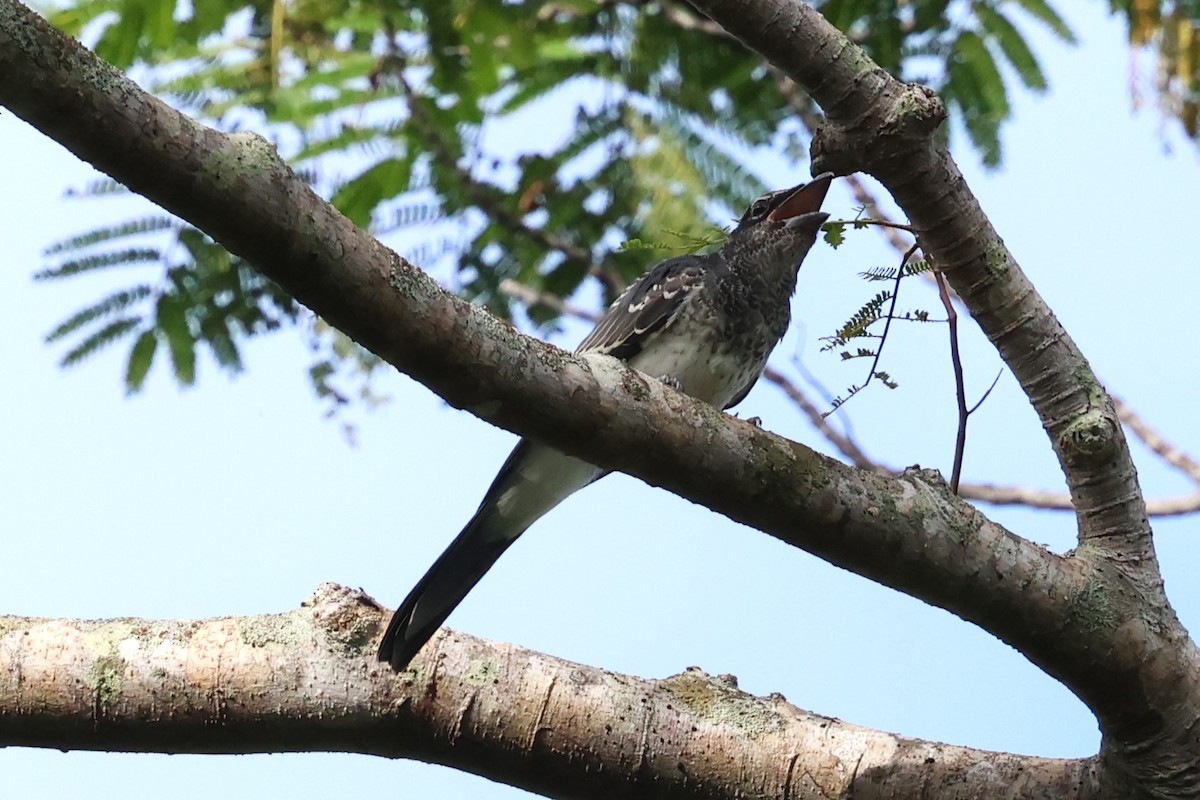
left=0, top=584, right=1099, bottom=800
left=1, top=0, right=1197, bottom=797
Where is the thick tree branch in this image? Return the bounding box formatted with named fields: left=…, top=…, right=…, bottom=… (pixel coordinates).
left=660, top=0, right=1200, bottom=516
left=687, top=0, right=1153, bottom=565
left=0, top=585, right=1101, bottom=800
left=3, top=2, right=1198, bottom=796
left=679, top=2, right=1198, bottom=794
left=499, top=280, right=1200, bottom=515
left=498, top=278, right=883, bottom=470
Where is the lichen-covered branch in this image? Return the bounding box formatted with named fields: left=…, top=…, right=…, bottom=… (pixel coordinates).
left=0, top=584, right=1101, bottom=800
left=688, top=0, right=1152, bottom=564
left=3, top=2, right=1199, bottom=796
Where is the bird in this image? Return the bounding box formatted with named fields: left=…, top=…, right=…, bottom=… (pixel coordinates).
left=378, top=172, right=834, bottom=670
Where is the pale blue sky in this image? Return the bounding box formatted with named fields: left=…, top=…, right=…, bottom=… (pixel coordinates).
left=2, top=4, right=1198, bottom=798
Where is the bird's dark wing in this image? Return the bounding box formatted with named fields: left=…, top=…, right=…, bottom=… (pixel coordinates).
left=575, top=254, right=712, bottom=360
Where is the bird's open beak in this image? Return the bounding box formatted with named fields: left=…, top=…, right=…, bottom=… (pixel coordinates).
left=767, top=172, right=835, bottom=222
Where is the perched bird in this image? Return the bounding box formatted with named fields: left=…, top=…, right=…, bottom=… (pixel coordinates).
left=378, top=173, right=834, bottom=670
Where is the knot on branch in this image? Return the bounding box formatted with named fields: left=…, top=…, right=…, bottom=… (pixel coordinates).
left=306, top=582, right=386, bottom=656
left=810, top=82, right=947, bottom=177
left=901, top=464, right=949, bottom=490
left=1058, top=409, right=1121, bottom=468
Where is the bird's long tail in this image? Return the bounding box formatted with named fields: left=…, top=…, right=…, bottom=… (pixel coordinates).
left=376, top=505, right=519, bottom=670
left=378, top=440, right=603, bottom=670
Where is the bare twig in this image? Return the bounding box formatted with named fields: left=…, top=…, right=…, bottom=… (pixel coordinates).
left=1114, top=395, right=1200, bottom=485
left=499, top=279, right=598, bottom=323
left=967, top=370, right=1004, bottom=416
left=935, top=268, right=966, bottom=494
left=846, top=217, right=916, bottom=233
left=761, top=365, right=880, bottom=469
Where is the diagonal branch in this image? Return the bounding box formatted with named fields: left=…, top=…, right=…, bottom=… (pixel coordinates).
left=4, top=2, right=1198, bottom=795
left=693, top=0, right=1152, bottom=561
left=0, top=0, right=1094, bottom=719
left=499, top=278, right=881, bottom=469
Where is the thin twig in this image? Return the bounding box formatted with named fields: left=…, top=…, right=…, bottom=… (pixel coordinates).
left=846, top=217, right=916, bottom=233
left=956, top=483, right=1200, bottom=518
left=499, top=279, right=598, bottom=322
left=1114, top=395, right=1200, bottom=485
left=967, top=370, right=1004, bottom=416
left=935, top=269, right=967, bottom=494
left=853, top=242, right=918, bottom=399
left=761, top=366, right=880, bottom=470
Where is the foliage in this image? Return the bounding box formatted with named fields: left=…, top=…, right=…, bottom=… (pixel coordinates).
left=1110, top=0, right=1200, bottom=139
left=39, top=0, right=1075, bottom=408
left=38, top=212, right=301, bottom=391
left=820, top=255, right=936, bottom=411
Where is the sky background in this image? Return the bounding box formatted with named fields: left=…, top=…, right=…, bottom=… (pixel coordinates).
left=2, top=3, right=1199, bottom=798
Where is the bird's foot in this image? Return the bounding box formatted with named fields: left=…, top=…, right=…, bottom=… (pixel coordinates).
left=657, top=375, right=684, bottom=392
left=744, top=416, right=763, bottom=428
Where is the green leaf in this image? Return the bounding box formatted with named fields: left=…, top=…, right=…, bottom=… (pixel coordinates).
left=125, top=330, right=158, bottom=393
left=35, top=249, right=161, bottom=281
left=156, top=295, right=196, bottom=386
left=43, top=217, right=175, bottom=256
left=1010, top=0, right=1078, bottom=44
left=332, top=156, right=415, bottom=227
left=60, top=317, right=142, bottom=367
left=947, top=30, right=1010, bottom=166
left=45, top=285, right=154, bottom=343
left=953, top=31, right=1010, bottom=118
left=823, top=222, right=846, bottom=248
left=207, top=331, right=243, bottom=372
left=976, top=6, right=1048, bottom=92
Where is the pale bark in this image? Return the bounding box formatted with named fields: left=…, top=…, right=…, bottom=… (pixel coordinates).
left=0, top=0, right=1197, bottom=797
left=0, top=584, right=1098, bottom=800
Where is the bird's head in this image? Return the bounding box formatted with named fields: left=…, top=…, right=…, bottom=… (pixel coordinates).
left=727, top=173, right=833, bottom=274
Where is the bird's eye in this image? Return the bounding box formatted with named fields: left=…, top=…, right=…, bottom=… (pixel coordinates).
left=751, top=199, right=771, bottom=219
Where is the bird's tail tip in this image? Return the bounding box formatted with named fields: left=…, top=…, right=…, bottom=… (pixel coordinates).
left=376, top=611, right=423, bottom=671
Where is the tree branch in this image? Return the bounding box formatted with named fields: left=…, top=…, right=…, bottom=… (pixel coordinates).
left=661, top=0, right=1200, bottom=518
left=3, top=1, right=1198, bottom=795
left=691, top=0, right=1153, bottom=563
left=0, top=584, right=1101, bottom=799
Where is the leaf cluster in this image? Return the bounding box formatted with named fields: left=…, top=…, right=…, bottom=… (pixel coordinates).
left=819, top=0, right=1074, bottom=165
left=40, top=0, right=1076, bottom=408
left=38, top=211, right=300, bottom=392
left=1112, top=0, right=1200, bottom=139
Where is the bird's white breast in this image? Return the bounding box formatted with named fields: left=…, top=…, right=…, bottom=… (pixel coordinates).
left=627, top=328, right=761, bottom=410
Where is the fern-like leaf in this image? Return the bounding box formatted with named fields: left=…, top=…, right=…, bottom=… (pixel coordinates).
left=45, top=285, right=155, bottom=343
left=822, top=290, right=892, bottom=350
left=36, top=249, right=161, bottom=281
left=43, top=218, right=176, bottom=256
left=125, top=330, right=158, bottom=394
left=60, top=317, right=142, bottom=367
